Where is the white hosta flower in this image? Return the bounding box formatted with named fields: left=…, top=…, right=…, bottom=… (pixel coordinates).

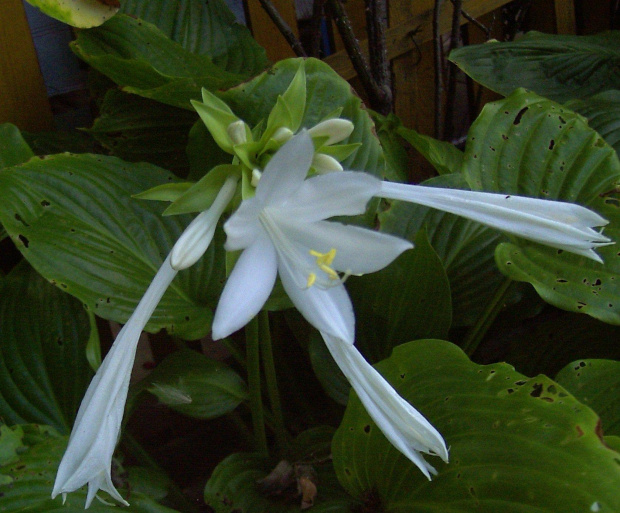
left=322, top=333, right=448, bottom=477
left=211, top=131, right=412, bottom=343
left=210, top=132, right=448, bottom=476
left=53, top=182, right=237, bottom=507
left=379, top=182, right=612, bottom=263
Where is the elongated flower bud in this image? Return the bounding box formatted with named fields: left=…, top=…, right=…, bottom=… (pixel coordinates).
left=307, top=118, right=354, bottom=146
left=312, top=153, right=343, bottom=174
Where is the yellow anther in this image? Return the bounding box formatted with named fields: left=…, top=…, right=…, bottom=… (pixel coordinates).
left=309, top=248, right=339, bottom=281
left=306, top=273, right=317, bottom=288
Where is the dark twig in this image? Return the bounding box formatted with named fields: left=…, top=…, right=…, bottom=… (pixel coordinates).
left=432, top=0, right=444, bottom=139
left=444, top=0, right=463, bottom=140
left=308, top=0, right=327, bottom=57
left=364, top=0, right=392, bottom=114
left=460, top=8, right=491, bottom=37
left=258, top=0, right=308, bottom=57
left=326, top=0, right=391, bottom=113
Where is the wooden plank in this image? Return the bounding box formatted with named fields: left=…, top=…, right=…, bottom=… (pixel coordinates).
left=325, top=0, right=513, bottom=81
left=0, top=0, right=54, bottom=131
left=245, top=0, right=299, bottom=61
left=554, top=0, right=576, bottom=34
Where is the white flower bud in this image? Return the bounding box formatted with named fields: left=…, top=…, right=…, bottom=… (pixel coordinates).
left=307, top=119, right=354, bottom=146
left=271, top=127, right=294, bottom=144
left=227, top=120, right=248, bottom=146
left=312, top=153, right=343, bottom=174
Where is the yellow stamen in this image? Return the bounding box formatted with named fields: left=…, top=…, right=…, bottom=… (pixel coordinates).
left=307, top=273, right=317, bottom=288
left=308, top=248, right=339, bottom=282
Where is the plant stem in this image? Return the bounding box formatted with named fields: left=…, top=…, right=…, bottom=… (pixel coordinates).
left=461, top=278, right=514, bottom=357
left=122, top=433, right=200, bottom=513
left=259, top=0, right=308, bottom=57
left=259, top=310, right=289, bottom=454
left=433, top=0, right=445, bottom=139
left=246, top=316, right=268, bottom=455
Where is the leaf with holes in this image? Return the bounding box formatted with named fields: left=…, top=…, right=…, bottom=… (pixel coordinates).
left=567, top=90, right=620, bottom=159
left=120, top=0, right=268, bottom=77
left=379, top=173, right=519, bottom=326
left=0, top=262, right=92, bottom=433
left=462, top=89, right=620, bottom=323
left=449, top=31, right=620, bottom=102
left=0, top=424, right=181, bottom=511
left=0, top=153, right=224, bottom=339
left=333, top=339, right=620, bottom=513
left=556, top=359, right=620, bottom=437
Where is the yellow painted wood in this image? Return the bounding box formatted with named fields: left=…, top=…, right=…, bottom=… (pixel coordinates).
left=0, top=0, right=54, bottom=131
left=246, top=0, right=299, bottom=61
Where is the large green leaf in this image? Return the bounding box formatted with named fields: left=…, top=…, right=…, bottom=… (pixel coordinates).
left=120, top=0, right=268, bottom=77
left=0, top=153, right=224, bottom=339
left=0, top=262, right=92, bottom=433
left=567, top=90, right=620, bottom=158
left=88, top=89, right=197, bottom=175
left=71, top=14, right=243, bottom=109
left=24, top=0, right=118, bottom=28
left=332, top=340, right=620, bottom=512
left=220, top=58, right=386, bottom=179
left=141, top=349, right=248, bottom=419
left=461, top=89, right=620, bottom=323
left=348, top=230, right=452, bottom=362
left=450, top=31, right=620, bottom=102
left=556, top=359, right=620, bottom=437
left=0, top=124, right=34, bottom=169
left=0, top=424, right=181, bottom=511
left=379, top=174, right=514, bottom=326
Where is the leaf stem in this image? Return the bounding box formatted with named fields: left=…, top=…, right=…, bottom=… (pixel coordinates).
left=259, top=310, right=289, bottom=454
left=246, top=316, right=268, bottom=455
left=461, top=278, right=514, bottom=357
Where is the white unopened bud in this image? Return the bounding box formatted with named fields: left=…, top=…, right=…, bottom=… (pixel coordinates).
left=251, top=169, right=262, bottom=187
left=307, top=119, right=354, bottom=146
left=272, top=127, right=294, bottom=144
left=227, top=120, right=248, bottom=146
left=312, top=153, right=343, bottom=174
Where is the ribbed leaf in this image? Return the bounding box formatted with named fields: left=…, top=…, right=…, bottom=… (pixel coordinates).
left=23, top=0, right=118, bottom=28
left=88, top=89, right=197, bottom=174
left=0, top=424, right=181, bottom=511
left=120, top=0, right=268, bottom=77
left=462, top=89, right=620, bottom=323
left=0, top=123, right=34, bottom=169
left=0, top=262, right=92, bottom=433
left=0, top=153, right=224, bottom=339
left=556, top=359, right=620, bottom=436
left=71, top=14, right=243, bottom=109
left=567, top=90, right=620, bottom=158
left=333, top=340, right=620, bottom=512
left=450, top=31, right=620, bottom=102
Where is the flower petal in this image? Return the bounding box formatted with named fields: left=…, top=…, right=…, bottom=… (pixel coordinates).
left=322, top=333, right=449, bottom=477
left=223, top=196, right=264, bottom=251
left=275, top=217, right=413, bottom=275
left=280, top=171, right=380, bottom=222
left=53, top=255, right=178, bottom=507
left=255, top=132, right=314, bottom=206
left=212, top=234, right=278, bottom=339
left=279, top=259, right=355, bottom=344
left=379, top=182, right=613, bottom=262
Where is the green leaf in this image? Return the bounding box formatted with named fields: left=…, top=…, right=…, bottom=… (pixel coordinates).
left=556, top=359, right=620, bottom=436
left=88, top=89, right=197, bottom=174
left=348, top=230, right=452, bottom=362
left=220, top=58, right=386, bottom=179
left=450, top=31, right=620, bottom=102
left=567, top=90, right=620, bottom=159
left=71, top=14, right=243, bottom=109
left=186, top=119, right=235, bottom=181
left=0, top=262, right=92, bottom=433
left=0, top=154, right=224, bottom=339
left=24, top=0, right=118, bottom=28
left=333, top=340, right=620, bottom=512
left=142, top=349, right=248, bottom=419
left=461, top=89, right=620, bottom=322
left=22, top=129, right=96, bottom=156
left=0, top=424, right=181, bottom=512
left=379, top=174, right=514, bottom=326
left=0, top=123, right=34, bottom=169
left=396, top=124, right=464, bottom=175
left=205, top=429, right=354, bottom=513
left=120, top=0, right=268, bottom=77
left=308, top=331, right=349, bottom=405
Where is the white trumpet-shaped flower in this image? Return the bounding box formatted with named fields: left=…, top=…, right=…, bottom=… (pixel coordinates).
left=211, top=132, right=448, bottom=476
left=322, top=333, right=449, bottom=477
left=379, top=182, right=612, bottom=263
left=53, top=181, right=237, bottom=507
